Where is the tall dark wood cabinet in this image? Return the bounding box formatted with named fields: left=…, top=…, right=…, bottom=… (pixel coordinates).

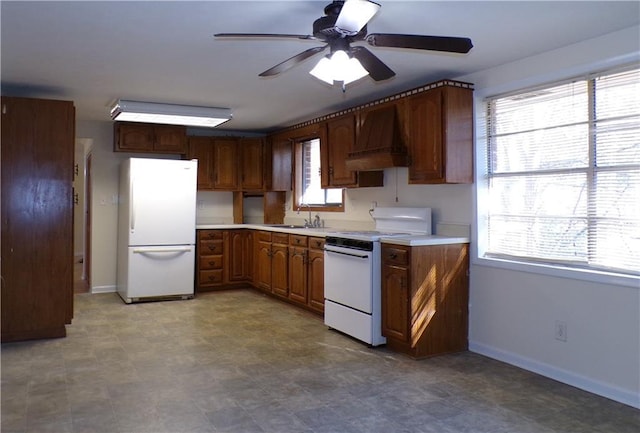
left=1, top=96, right=75, bottom=342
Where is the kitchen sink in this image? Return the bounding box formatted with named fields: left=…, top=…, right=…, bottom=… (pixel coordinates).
left=266, top=224, right=307, bottom=229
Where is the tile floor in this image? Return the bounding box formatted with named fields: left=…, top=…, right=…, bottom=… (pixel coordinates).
left=2, top=290, right=639, bottom=433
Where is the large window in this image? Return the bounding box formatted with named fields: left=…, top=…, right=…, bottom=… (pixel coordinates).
left=294, top=138, right=343, bottom=211
left=484, top=67, right=639, bottom=276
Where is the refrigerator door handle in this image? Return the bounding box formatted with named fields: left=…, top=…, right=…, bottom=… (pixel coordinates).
left=130, top=177, right=135, bottom=232
left=133, top=246, right=193, bottom=254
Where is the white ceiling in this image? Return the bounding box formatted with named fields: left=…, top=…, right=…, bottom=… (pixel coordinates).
left=2, top=1, right=639, bottom=132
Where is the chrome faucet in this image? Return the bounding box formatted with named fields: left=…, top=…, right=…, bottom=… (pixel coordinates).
left=297, top=203, right=313, bottom=228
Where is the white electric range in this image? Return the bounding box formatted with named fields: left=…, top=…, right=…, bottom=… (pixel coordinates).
left=323, top=207, right=432, bottom=346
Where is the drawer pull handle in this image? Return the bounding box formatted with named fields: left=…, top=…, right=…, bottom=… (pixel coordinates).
left=209, top=261, right=216, bottom=266
left=208, top=245, right=217, bottom=251
left=389, top=253, right=398, bottom=259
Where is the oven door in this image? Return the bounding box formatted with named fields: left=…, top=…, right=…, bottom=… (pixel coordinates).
left=324, top=244, right=373, bottom=314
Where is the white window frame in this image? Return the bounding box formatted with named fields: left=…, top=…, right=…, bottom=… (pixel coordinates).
left=474, top=65, right=640, bottom=289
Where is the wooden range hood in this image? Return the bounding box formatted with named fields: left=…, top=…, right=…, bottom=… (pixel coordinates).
left=345, top=105, right=409, bottom=171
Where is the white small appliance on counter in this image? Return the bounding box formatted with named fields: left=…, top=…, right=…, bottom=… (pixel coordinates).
left=116, top=158, right=197, bottom=303
left=323, top=207, right=432, bottom=346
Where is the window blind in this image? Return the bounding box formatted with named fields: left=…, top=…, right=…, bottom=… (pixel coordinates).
left=486, top=67, right=640, bottom=275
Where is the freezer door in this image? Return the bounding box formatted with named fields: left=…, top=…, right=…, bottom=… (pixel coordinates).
left=126, top=158, right=197, bottom=246
left=120, top=245, right=195, bottom=301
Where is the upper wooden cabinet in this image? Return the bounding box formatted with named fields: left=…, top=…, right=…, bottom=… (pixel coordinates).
left=1, top=97, right=75, bottom=342
left=239, top=138, right=265, bottom=191
left=405, top=84, right=473, bottom=184
left=187, top=136, right=215, bottom=190
left=114, top=122, right=187, bottom=154
left=266, top=132, right=293, bottom=191
left=188, top=136, right=267, bottom=192
left=212, top=138, right=239, bottom=190
left=321, top=115, right=384, bottom=188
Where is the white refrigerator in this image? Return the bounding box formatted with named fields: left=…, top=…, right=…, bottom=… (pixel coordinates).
left=117, top=158, right=197, bottom=303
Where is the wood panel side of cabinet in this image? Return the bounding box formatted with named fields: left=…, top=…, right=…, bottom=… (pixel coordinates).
left=1, top=97, right=75, bottom=342
left=442, top=86, right=474, bottom=184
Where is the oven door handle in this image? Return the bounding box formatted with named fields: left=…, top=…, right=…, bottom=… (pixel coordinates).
left=324, top=248, right=369, bottom=259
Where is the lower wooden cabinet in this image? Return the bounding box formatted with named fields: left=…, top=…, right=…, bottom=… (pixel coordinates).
left=196, top=230, right=224, bottom=290
left=307, top=237, right=325, bottom=314
left=381, top=243, right=469, bottom=358
left=197, top=229, right=324, bottom=315
left=196, top=229, right=252, bottom=291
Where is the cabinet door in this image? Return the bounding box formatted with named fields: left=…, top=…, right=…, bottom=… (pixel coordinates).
left=212, top=138, right=239, bottom=190
left=188, top=137, right=215, bottom=190
left=254, top=239, right=272, bottom=292
left=153, top=124, right=187, bottom=153
left=326, top=115, right=357, bottom=187
left=381, top=264, right=410, bottom=343
left=228, top=230, right=251, bottom=282
left=288, top=246, right=307, bottom=304
left=271, top=244, right=289, bottom=298
left=406, top=89, right=444, bottom=183
left=307, top=248, right=325, bottom=313
left=115, top=122, right=154, bottom=152
left=240, top=138, right=264, bottom=190
left=1, top=97, right=74, bottom=342
left=269, top=134, right=292, bottom=191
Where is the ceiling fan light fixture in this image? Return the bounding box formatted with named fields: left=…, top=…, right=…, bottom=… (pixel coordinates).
left=110, top=100, right=232, bottom=128
left=309, top=50, right=369, bottom=85
left=335, top=0, right=381, bottom=35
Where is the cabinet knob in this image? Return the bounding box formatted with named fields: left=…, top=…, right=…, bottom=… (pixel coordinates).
left=208, top=261, right=215, bottom=266
left=389, top=253, right=397, bottom=259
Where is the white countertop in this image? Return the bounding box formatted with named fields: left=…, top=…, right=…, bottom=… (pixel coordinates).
left=380, top=235, right=470, bottom=246
left=196, top=224, right=469, bottom=245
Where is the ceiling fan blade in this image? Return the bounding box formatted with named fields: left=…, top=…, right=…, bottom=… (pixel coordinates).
left=259, top=45, right=328, bottom=77
left=335, top=0, right=381, bottom=35
left=351, top=46, right=395, bottom=81
left=214, top=33, right=316, bottom=40
left=366, top=33, right=473, bottom=53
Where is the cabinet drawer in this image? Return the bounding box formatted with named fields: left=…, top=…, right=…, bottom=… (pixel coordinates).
left=199, top=230, right=223, bottom=241
left=199, top=240, right=223, bottom=255
left=272, top=233, right=289, bottom=245
left=309, top=237, right=325, bottom=250
left=257, top=231, right=272, bottom=242
left=200, top=270, right=223, bottom=285
left=199, top=255, right=223, bottom=270
left=382, top=246, right=409, bottom=265
left=289, top=234, right=308, bottom=247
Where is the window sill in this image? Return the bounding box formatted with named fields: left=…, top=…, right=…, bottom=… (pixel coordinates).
left=472, top=256, right=640, bottom=289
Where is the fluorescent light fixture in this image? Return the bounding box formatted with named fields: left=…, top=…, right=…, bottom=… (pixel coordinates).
left=110, top=100, right=232, bottom=128
left=335, top=0, right=381, bottom=35
left=309, top=50, right=369, bottom=86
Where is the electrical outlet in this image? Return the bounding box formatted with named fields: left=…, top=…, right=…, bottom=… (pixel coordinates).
left=555, top=320, right=567, bottom=342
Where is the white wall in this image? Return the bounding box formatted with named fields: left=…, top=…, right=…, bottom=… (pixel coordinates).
left=283, top=167, right=473, bottom=231
left=460, top=25, right=640, bottom=408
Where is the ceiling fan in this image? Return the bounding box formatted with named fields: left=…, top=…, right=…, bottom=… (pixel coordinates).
left=214, top=0, right=473, bottom=86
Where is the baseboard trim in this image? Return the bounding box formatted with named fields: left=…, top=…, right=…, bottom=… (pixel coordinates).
left=469, top=341, right=640, bottom=409
left=91, top=285, right=116, bottom=294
